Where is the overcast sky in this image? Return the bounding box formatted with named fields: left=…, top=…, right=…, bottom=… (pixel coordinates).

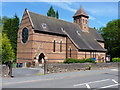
left=2, top=2, right=118, bottom=29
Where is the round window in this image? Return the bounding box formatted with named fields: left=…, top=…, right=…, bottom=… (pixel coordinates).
left=22, top=27, right=28, bottom=43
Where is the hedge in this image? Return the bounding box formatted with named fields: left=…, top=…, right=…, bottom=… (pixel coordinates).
left=64, top=58, right=96, bottom=63
left=112, top=58, right=120, bottom=62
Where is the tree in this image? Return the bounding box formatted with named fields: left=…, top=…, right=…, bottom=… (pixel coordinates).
left=0, top=16, right=3, bottom=32
left=0, top=16, right=2, bottom=26
left=0, top=16, right=8, bottom=31
left=2, top=16, right=8, bottom=24
left=1, top=33, right=15, bottom=64
left=0, top=33, right=2, bottom=63
left=100, top=19, right=120, bottom=59
left=56, top=10, right=59, bottom=19
left=47, top=6, right=55, bottom=18
left=47, top=6, right=59, bottom=19
left=2, top=14, right=19, bottom=61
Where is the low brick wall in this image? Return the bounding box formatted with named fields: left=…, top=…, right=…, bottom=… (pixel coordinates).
left=47, top=63, right=119, bottom=74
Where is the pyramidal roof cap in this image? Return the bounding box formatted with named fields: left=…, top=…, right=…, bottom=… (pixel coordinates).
left=73, top=6, right=89, bottom=18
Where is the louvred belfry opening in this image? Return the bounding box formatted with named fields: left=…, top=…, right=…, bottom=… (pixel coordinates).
left=73, top=6, right=89, bottom=32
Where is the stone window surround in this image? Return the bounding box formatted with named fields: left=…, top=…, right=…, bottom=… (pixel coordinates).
left=52, top=39, right=63, bottom=53
left=21, top=27, right=29, bottom=45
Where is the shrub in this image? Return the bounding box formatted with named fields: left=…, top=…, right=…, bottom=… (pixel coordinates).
left=112, top=58, right=120, bottom=62
left=88, top=65, right=92, bottom=70
left=85, top=58, right=96, bottom=63
left=64, top=58, right=79, bottom=63
left=64, top=58, right=96, bottom=63
left=26, top=62, right=31, bottom=67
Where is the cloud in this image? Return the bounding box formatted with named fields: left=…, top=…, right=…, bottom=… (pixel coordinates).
left=89, top=15, right=105, bottom=27
left=47, top=2, right=106, bottom=28
left=86, top=5, right=118, bottom=17
left=89, top=15, right=96, bottom=20
left=65, top=2, right=72, bottom=5
left=47, top=2, right=77, bottom=13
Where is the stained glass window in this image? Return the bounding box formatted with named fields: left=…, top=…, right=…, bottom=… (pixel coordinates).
left=22, top=27, right=28, bottom=43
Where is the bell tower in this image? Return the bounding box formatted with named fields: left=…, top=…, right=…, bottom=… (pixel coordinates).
left=73, top=6, right=89, bottom=32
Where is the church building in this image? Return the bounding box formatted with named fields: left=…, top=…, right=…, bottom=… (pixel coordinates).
left=17, top=7, right=106, bottom=64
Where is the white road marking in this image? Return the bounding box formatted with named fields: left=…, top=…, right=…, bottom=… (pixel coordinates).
left=100, top=84, right=119, bottom=88
left=74, top=79, right=110, bottom=87
left=74, top=79, right=119, bottom=89
left=111, top=69, right=118, bottom=71
left=112, top=79, right=118, bottom=84
left=86, top=84, right=90, bottom=89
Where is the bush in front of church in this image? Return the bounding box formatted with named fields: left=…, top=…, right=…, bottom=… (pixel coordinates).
left=64, top=58, right=96, bottom=64
left=112, top=58, right=120, bottom=62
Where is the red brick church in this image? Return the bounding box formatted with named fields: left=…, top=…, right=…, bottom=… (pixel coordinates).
left=17, top=7, right=106, bottom=64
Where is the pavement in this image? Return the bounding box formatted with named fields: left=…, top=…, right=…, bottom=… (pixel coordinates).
left=12, top=67, right=44, bottom=77
left=1, top=68, right=120, bottom=89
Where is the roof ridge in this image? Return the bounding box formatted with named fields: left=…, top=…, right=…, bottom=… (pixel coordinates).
left=28, top=11, right=78, bottom=25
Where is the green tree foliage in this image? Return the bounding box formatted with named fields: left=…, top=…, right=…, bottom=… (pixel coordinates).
left=47, top=6, right=55, bottom=17
left=2, top=16, right=8, bottom=24
left=100, top=19, right=120, bottom=58
left=1, top=33, right=15, bottom=63
left=47, top=6, right=59, bottom=19
left=0, top=33, right=2, bottom=63
left=0, top=16, right=6, bottom=32
left=56, top=10, right=59, bottom=19
left=2, top=14, right=19, bottom=60
left=0, top=16, right=2, bottom=26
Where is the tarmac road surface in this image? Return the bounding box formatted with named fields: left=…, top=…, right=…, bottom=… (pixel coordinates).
left=2, top=68, right=120, bottom=89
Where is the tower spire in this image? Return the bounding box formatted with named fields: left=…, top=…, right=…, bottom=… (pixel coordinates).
left=73, top=6, right=89, bottom=18
left=73, top=6, right=89, bottom=32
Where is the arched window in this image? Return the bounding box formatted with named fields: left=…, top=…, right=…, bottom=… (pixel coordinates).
left=53, top=40, right=56, bottom=52
left=83, top=19, right=84, bottom=23
left=60, top=41, right=62, bottom=52
left=22, top=27, right=28, bottom=44
left=79, top=19, right=81, bottom=23
left=86, top=20, right=87, bottom=24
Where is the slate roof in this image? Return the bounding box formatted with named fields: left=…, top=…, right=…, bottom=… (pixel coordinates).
left=28, top=10, right=106, bottom=52
left=73, top=6, right=89, bottom=18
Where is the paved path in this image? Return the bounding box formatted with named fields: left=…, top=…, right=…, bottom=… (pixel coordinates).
left=2, top=68, right=120, bottom=89
left=12, top=68, right=44, bottom=77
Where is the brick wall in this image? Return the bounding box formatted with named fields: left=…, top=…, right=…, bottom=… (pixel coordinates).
left=67, top=38, right=78, bottom=59
left=17, top=10, right=34, bottom=63
left=32, top=32, right=66, bottom=63
left=77, top=51, right=106, bottom=62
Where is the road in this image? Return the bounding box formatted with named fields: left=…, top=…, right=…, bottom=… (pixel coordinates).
left=2, top=68, right=120, bottom=89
